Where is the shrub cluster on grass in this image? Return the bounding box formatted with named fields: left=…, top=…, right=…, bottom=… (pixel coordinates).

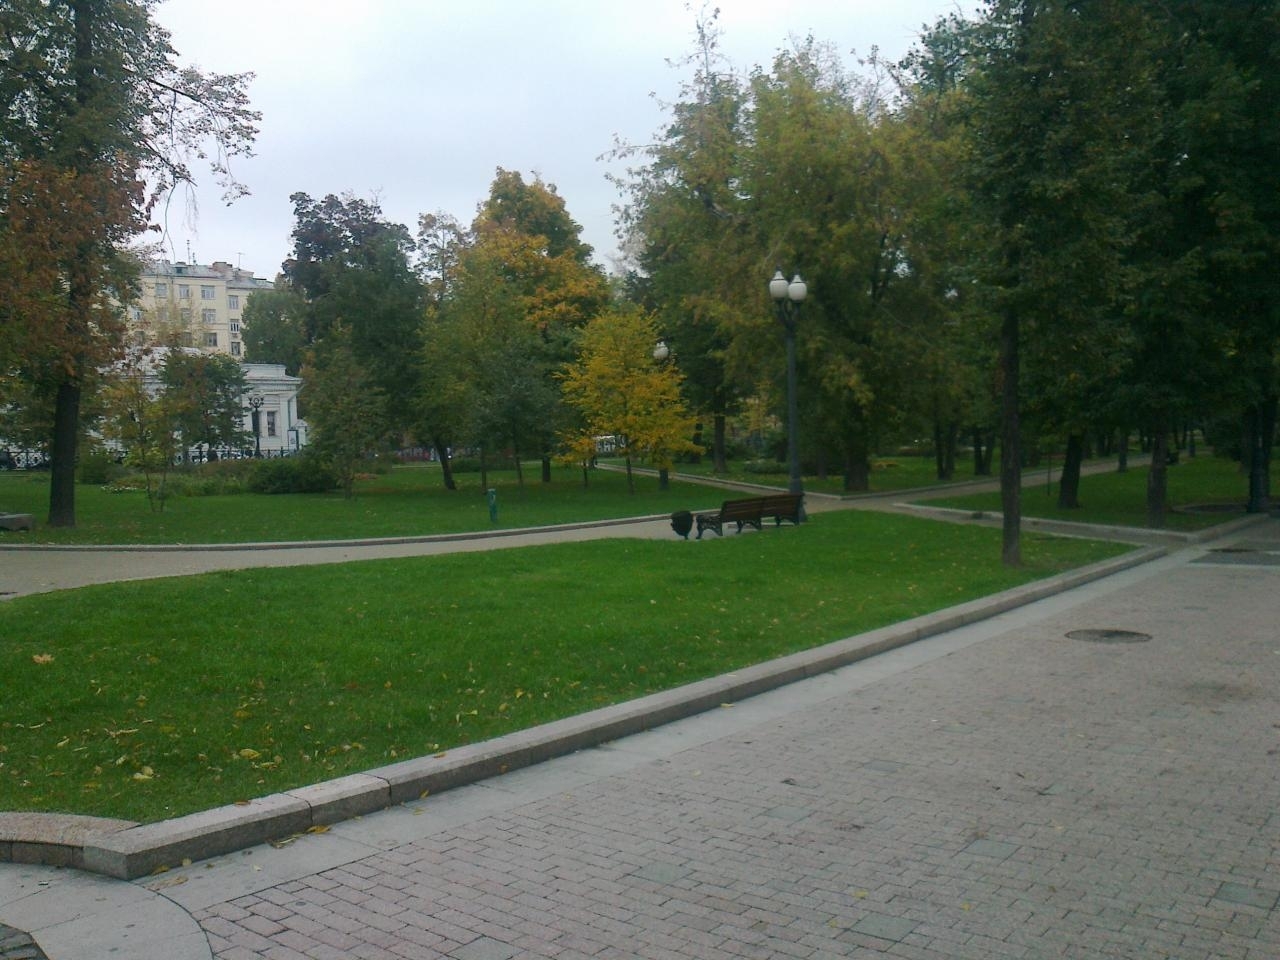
left=246, top=454, right=340, bottom=494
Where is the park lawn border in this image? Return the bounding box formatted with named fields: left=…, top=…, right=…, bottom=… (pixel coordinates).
left=0, top=535, right=1197, bottom=880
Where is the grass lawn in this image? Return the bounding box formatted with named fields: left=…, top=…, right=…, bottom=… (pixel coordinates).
left=918, top=454, right=1251, bottom=530
left=0, top=510, right=1128, bottom=823
left=0, top=464, right=719, bottom=545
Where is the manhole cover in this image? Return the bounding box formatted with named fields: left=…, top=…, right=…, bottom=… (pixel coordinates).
left=1066, top=628, right=1151, bottom=644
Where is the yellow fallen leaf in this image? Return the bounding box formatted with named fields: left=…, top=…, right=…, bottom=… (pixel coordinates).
left=306, top=824, right=330, bottom=834
left=237, top=748, right=260, bottom=760
left=32, top=654, right=54, bottom=665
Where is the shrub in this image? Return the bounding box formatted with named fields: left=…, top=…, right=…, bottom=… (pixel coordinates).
left=247, top=455, right=339, bottom=494
left=78, top=451, right=125, bottom=485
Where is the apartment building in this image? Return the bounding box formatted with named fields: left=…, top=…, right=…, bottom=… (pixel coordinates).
left=129, top=260, right=275, bottom=358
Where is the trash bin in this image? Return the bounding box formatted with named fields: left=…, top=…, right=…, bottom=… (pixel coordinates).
left=670, top=510, right=693, bottom=539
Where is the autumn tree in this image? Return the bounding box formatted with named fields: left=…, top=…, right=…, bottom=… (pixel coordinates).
left=560, top=306, right=698, bottom=493
left=99, top=353, right=179, bottom=511
left=418, top=170, right=609, bottom=487
left=0, top=0, right=258, bottom=526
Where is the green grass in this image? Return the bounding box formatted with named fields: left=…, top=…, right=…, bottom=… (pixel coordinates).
left=0, top=510, right=1126, bottom=823
left=918, top=454, right=1250, bottom=530
left=0, top=464, right=718, bottom=545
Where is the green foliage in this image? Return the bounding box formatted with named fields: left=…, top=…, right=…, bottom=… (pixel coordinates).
left=247, top=455, right=339, bottom=495
left=241, top=288, right=308, bottom=375
left=76, top=451, right=124, bottom=486
left=0, top=0, right=258, bottom=527
left=300, top=324, right=388, bottom=498
left=0, top=509, right=1124, bottom=821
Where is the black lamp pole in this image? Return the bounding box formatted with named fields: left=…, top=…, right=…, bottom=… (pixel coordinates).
left=770, top=269, right=807, bottom=516
left=248, top=394, right=264, bottom=458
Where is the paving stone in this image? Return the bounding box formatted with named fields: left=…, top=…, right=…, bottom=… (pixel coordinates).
left=1213, top=882, right=1279, bottom=911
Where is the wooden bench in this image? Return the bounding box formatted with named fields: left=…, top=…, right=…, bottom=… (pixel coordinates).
left=756, top=493, right=804, bottom=527
left=695, top=494, right=804, bottom=539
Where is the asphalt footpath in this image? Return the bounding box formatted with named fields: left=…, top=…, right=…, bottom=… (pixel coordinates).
left=1, top=512, right=1277, bottom=958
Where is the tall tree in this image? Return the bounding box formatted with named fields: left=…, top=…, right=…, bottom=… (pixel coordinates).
left=282, top=193, right=424, bottom=441
left=963, top=0, right=1159, bottom=561
left=611, top=9, right=753, bottom=472
left=0, top=0, right=258, bottom=526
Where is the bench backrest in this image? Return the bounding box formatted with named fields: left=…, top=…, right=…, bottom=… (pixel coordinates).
left=719, top=498, right=764, bottom=519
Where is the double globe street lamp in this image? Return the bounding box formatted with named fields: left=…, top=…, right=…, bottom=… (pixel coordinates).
left=769, top=269, right=807, bottom=516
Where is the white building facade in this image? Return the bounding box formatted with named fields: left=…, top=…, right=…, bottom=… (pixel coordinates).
left=243, top=362, right=308, bottom=455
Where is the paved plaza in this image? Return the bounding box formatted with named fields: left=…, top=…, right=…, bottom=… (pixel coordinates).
left=1, top=515, right=1278, bottom=958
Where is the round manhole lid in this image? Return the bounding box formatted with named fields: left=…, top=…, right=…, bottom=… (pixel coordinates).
left=1066, top=628, right=1151, bottom=644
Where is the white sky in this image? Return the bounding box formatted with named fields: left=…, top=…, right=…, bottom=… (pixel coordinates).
left=150, top=0, right=966, bottom=279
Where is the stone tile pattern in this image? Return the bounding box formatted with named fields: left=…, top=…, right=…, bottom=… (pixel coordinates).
left=195, top=563, right=1280, bottom=958
left=0, top=924, right=48, bottom=960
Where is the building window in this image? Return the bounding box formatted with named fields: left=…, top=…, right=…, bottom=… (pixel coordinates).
left=178, top=284, right=191, bottom=299
left=179, top=307, right=191, bottom=321
left=128, top=306, right=141, bottom=321
left=201, top=285, right=215, bottom=300
left=229, top=321, right=240, bottom=333
left=266, top=411, right=277, bottom=437
left=180, top=332, right=194, bottom=347
left=230, top=341, right=241, bottom=357
left=202, top=308, right=217, bottom=324
left=204, top=332, right=218, bottom=347
left=227, top=294, right=240, bottom=310
left=154, top=282, right=168, bottom=297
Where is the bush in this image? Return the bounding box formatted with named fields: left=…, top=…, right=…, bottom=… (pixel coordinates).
left=247, top=455, right=339, bottom=494
left=78, top=451, right=125, bottom=485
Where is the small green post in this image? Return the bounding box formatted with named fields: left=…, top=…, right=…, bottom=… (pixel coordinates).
left=487, top=488, right=498, bottom=523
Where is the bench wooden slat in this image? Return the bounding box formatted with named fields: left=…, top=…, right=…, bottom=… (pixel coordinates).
left=694, top=494, right=803, bottom=538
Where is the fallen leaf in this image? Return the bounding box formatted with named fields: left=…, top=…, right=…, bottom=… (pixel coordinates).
left=31, top=654, right=54, bottom=665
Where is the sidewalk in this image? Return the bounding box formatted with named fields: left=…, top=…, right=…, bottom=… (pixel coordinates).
left=2, top=517, right=1276, bottom=958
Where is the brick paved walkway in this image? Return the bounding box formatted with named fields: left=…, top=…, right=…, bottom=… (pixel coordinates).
left=177, top=529, right=1279, bottom=959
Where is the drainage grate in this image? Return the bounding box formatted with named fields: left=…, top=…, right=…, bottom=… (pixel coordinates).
left=1066, top=628, right=1152, bottom=644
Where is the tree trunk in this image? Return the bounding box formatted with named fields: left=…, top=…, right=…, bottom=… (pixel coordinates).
left=48, top=380, right=81, bottom=527
left=540, top=455, right=552, bottom=484
left=712, top=414, right=728, bottom=474
left=433, top=435, right=456, bottom=490
left=842, top=427, right=871, bottom=492
left=999, top=307, right=1021, bottom=566
left=624, top=454, right=634, bottom=494
left=479, top=447, right=489, bottom=492
left=935, top=419, right=958, bottom=480
left=1117, top=429, right=1128, bottom=472
left=658, top=467, right=669, bottom=491
left=1057, top=432, right=1084, bottom=509
left=1245, top=398, right=1274, bottom=513
left=1146, top=426, right=1168, bottom=528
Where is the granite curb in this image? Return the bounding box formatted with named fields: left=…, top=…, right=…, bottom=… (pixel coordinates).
left=0, top=542, right=1166, bottom=880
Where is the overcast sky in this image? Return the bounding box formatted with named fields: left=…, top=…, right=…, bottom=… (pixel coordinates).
left=150, top=0, right=966, bottom=279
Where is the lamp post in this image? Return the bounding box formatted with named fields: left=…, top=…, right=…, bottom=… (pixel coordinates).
left=653, top=339, right=672, bottom=490
left=769, top=269, right=807, bottom=517
left=248, top=394, right=264, bottom=458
